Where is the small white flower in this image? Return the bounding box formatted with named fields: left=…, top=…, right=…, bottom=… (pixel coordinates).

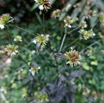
left=29, top=66, right=41, bottom=76
left=0, top=24, right=4, bottom=29
left=39, top=5, right=44, bottom=10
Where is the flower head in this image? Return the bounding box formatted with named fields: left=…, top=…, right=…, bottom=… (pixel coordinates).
left=52, top=9, right=61, bottom=18
left=29, top=66, right=40, bottom=76
left=64, top=50, right=81, bottom=66
left=0, top=14, right=12, bottom=29
left=14, top=36, right=22, bottom=42
left=64, top=16, right=78, bottom=28
left=81, top=20, right=87, bottom=28
left=34, top=0, right=51, bottom=10
left=5, top=44, right=18, bottom=56
left=82, top=88, right=90, bottom=95
left=88, top=10, right=96, bottom=18
left=33, top=34, right=49, bottom=45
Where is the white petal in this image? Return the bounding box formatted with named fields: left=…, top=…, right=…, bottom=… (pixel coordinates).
left=67, top=24, right=71, bottom=28
left=93, top=33, right=95, bottom=36
left=33, top=39, right=36, bottom=44
left=39, top=5, right=44, bottom=10
left=34, top=0, right=38, bottom=2
left=0, top=24, right=4, bottom=29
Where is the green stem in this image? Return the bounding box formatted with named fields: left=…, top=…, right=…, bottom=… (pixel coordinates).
left=59, top=27, right=67, bottom=53
left=59, top=26, right=80, bottom=53
left=80, top=40, right=100, bottom=54
left=63, top=38, right=79, bottom=50
left=12, top=24, right=35, bottom=36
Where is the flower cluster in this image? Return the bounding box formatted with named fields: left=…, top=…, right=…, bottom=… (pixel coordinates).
left=64, top=16, right=78, bottom=28
left=5, top=44, right=18, bottom=56
left=34, top=0, right=51, bottom=10
left=79, top=29, right=95, bottom=40
left=0, top=14, right=12, bottom=29
left=29, top=66, right=41, bottom=76
left=64, top=50, right=81, bottom=66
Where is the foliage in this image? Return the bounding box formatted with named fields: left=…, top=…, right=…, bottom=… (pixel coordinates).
left=0, top=0, right=104, bottom=103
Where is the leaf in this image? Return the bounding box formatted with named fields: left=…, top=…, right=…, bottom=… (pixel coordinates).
left=69, top=70, right=85, bottom=79
left=51, top=85, right=67, bottom=103
left=45, top=78, right=67, bottom=103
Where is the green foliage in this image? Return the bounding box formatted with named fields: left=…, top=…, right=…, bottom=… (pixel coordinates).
left=0, top=0, right=104, bottom=103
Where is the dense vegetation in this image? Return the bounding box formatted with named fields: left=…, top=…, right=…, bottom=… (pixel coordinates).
left=0, top=0, right=104, bottom=103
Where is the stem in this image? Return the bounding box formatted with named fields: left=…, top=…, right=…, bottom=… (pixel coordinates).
left=80, top=40, right=100, bottom=54
left=59, top=27, right=67, bottom=53
left=63, top=38, right=79, bottom=50
left=12, top=24, right=35, bottom=36
left=67, top=26, right=81, bottom=35
left=59, top=26, right=80, bottom=53
left=42, top=14, right=45, bottom=33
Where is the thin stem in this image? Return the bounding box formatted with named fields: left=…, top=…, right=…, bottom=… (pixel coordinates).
left=63, top=38, right=79, bottom=50
left=42, top=14, right=45, bottom=33
left=67, top=26, right=81, bottom=35
left=59, top=27, right=67, bottom=53
left=80, top=40, right=100, bottom=54
left=59, top=26, right=80, bottom=53
left=12, top=24, right=35, bottom=36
